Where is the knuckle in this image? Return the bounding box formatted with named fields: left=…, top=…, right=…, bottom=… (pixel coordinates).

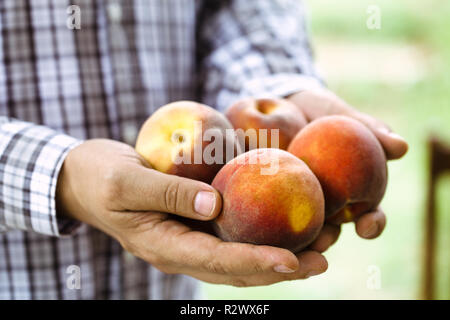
left=228, top=277, right=248, bottom=288
left=204, top=258, right=228, bottom=275
left=163, top=182, right=181, bottom=213
left=247, top=246, right=265, bottom=273
left=250, top=261, right=265, bottom=274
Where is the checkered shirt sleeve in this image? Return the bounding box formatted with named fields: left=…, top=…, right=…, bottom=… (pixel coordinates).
left=199, top=0, right=324, bottom=111
left=0, top=118, right=82, bottom=236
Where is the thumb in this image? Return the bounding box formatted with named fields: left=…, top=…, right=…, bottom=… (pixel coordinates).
left=121, top=166, right=222, bottom=220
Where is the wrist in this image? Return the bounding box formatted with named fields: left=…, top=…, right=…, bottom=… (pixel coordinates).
left=55, top=144, right=83, bottom=222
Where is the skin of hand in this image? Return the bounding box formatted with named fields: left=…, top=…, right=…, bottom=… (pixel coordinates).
left=56, top=139, right=328, bottom=288
left=287, top=87, right=409, bottom=252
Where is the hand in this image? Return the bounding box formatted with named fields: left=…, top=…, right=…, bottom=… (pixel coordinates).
left=288, top=88, right=409, bottom=251
left=56, top=139, right=328, bottom=287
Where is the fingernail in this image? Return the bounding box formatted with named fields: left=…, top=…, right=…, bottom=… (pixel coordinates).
left=379, top=128, right=406, bottom=142
left=388, top=132, right=407, bottom=142
left=363, top=223, right=378, bottom=238
left=274, top=265, right=296, bottom=273
left=194, top=191, right=216, bottom=217
left=305, top=270, right=322, bottom=278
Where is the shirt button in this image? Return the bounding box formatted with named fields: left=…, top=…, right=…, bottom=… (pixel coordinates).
left=107, top=2, right=122, bottom=23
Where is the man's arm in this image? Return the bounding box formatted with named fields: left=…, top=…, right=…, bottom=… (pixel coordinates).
left=0, top=116, right=81, bottom=236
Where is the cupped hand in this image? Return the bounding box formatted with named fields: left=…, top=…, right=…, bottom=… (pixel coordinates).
left=56, top=139, right=328, bottom=287
left=288, top=88, right=408, bottom=250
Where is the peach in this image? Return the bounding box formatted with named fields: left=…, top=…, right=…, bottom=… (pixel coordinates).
left=135, top=101, right=241, bottom=183
left=212, top=148, right=324, bottom=253
left=287, top=115, right=387, bottom=224
left=225, top=98, right=307, bottom=151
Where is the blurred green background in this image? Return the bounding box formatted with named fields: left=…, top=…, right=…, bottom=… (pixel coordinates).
left=202, top=0, right=450, bottom=299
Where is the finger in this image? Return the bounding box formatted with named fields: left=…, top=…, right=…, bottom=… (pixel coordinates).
left=158, top=227, right=301, bottom=276
left=177, top=234, right=326, bottom=278
left=293, top=250, right=328, bottom=278
left=138, top=217, right=327, bottom=286
left=350, top=112, right=408, bottom=160
left=308, top=224, right=341, bottom=253
left=200, top=240, right=301, bottom=276
left=289, top=90, right=408, bottom=160
left=355, top=207, right=387, bottom=239
left=188, top=250, right=328, bottom=287
left=120, top=166, right=222, bottom=220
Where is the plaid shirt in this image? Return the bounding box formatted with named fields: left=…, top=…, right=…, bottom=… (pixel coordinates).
left=0, top=0, right=321, bottom=299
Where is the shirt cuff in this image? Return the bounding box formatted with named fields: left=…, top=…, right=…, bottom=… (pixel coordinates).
left=240, top=73, right=325, bottom=99
left=0, top=120, right=84, bottom=237
left=50, top=137, right=84, bottom=237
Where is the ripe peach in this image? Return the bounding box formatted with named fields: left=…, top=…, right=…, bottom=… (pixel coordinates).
left=212, top=148, right=324, bottom=253
left=225, top=98, right=307, bottom=151
left=135, top=101, right=241, bottom=183
left=287, top=115, right=387, bottom=224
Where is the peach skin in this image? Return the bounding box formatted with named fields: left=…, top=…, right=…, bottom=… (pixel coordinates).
left=225, top=98, right=307, bottom=151
left=212, top=148, right=325, bottom=253
left=288, top=115, right=388, bottom=224
left=135, top=101, right=241, bottom=183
